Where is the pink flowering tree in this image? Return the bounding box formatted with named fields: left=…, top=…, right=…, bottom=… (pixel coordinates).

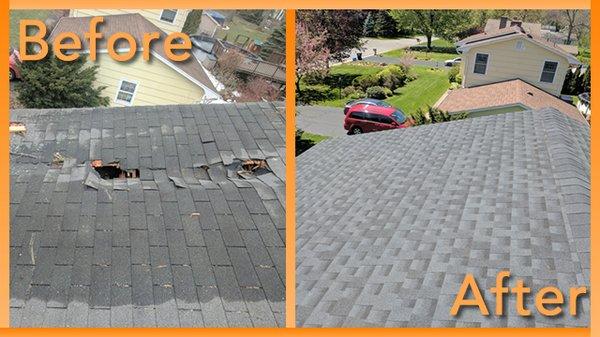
left=295, top=20, right=330, bottom=94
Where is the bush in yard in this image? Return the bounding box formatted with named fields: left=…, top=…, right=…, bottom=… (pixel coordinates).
left=182, top=10, right=203, bottom=35
left=237, top=78, right=282, bottom=102
left=412, top=106, right=468, bottom=126
left=17, top=46, right=109, bottom=109
left=393, top=87, right=403, bottom=95
left=366, top=86, right=391, bottom=99
left=448, top=65, right=462, bottom=84
left=341, top=85, right=358, bottom=98
left=352, top=74, right=380, bottom=91
left=377, top=64, right=409, bottom=89
left=297, top=84, right=336, bottom=104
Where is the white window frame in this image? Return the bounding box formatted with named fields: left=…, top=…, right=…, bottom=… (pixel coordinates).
left=159, top=9, right=178, bottom=25
left=539, top=60, right=559, bottom=84
left=473, top=52, right=490, bottom=75
left=114, top=79, right=139, bottom=106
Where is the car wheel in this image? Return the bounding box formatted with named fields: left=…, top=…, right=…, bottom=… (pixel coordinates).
left=9, top=69, right=15, bottom=81
left=350, top=126, right=362, bottom=135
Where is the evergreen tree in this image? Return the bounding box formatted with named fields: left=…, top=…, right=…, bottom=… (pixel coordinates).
left=182, top=9, right=203, bottom=35
left=373, top=11, right=398, bottom=38
left=238, top=10, right=265, bottom=26
left=16, top=46, right=109, bottom=109
left=363, top=12, right=375, bottom=37
left=260, top=21, right=286, bottom=60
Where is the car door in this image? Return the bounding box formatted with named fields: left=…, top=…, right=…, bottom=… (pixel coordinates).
left=362, top=113, right=379, bottom=132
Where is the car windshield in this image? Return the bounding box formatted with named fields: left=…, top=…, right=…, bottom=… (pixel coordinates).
left=391, top=110, right=406, bottom=124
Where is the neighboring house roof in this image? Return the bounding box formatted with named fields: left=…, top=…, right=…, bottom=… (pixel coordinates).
left=10, top=103, right=286, bottom=327
left=437, top=79, right=584, bottom=122
left=457, top=25, right=581, bottom=65
left=205, top=10, right=226, bottom=26
left=484, top=18, right=542, bottom=37
left=49, top=14, right=220, bottom=96
left=296, top=108, right=589, bottom=327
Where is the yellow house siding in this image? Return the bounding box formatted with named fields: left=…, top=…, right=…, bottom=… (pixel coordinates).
left=462, top=37, right=570, bottom=96
left=70, top=9, right=189, bottom=34
left=90, top=52, right=204, bottom=107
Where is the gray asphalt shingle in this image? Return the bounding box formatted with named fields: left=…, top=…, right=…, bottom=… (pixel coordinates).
left=10, top=103, right=286, bottom=327
left=296, top=108, right=589, bottom=327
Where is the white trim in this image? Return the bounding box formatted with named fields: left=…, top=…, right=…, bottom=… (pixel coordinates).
left=473, top=52, right=490, bottom=75
left=463, top=103, right=530, bottom=114
left=114, top=79, right=139, bottom=106
left=159, top=9, right=179, bottom=25
left=203, top=12, right=222, bottom=27
left=457, top=34, right=581, bottom=65
left=151, top=51, right=221, bottom=99
left=539, top=59, right=559, bottom=84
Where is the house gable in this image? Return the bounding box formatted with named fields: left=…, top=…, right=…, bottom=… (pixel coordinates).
left=460, top=36, right=572, bottom=96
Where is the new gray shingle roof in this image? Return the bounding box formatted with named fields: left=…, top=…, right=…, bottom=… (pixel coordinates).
left=296, top=108, right=589, bottom=327
left=10, top=102, right=286, bottom=327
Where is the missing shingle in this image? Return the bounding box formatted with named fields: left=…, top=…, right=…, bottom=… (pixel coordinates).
left=241, top=159, right=268, bottom=173
left=91, top=160, right=139, bottom=180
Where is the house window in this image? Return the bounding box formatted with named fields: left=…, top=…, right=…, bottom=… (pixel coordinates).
left=515, top=41, right=525, bottom=50
left=473, top=53, right=489, bottom=74
left=160, top=9, right=177, bottom=23
left=115, top=80, right=138, bottom=105
left=540, top=61, right=559, bottom=83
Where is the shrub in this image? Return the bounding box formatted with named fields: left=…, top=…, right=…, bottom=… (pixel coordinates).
left=341, top=85, right=358, bottom=98
left=393, top=87, right=403, bottom=94
left=366, top=86, right=391, bottom=99
left=411, top=106, right=468, bottom=126
left=377, top=64, right=409, bottom=89
left=349, top=91, right=365, bottom=99
left=352, top=74, right=380, bottom=90
left=448, top=65, right=462, bottom=84
left=17, top=46, right=109, bottom=109
left=297, top=84, right=336, bottom=104
left=301, top=71, right=327, bottom=85
left=409, top=45, right=458, bottom=54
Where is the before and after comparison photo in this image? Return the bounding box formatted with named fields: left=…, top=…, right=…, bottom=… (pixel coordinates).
left=8, top=7, right=591, bottom=331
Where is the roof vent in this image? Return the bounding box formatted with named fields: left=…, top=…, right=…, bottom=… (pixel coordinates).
left=527, top=92, right=534, bottom=96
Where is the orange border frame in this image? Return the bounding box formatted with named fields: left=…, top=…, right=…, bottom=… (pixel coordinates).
left=3, top=1, right=594, bottom=336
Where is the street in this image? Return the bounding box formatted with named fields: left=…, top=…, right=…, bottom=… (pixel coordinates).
left=296, top=105, right=347, bottom=138
left=333, top=36, right=436, bottom=64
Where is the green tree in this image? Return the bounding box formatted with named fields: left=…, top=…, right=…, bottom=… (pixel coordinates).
left=373, top=11, right=398, bottom=38
left=389, top=10, right=474, bottom=50
left=182, top=9, right=203, bottom=35
left=363, top=12, right=375, bottom=37
left=238, top=10, right=265, bottom=26
left=16, top=46, right=109, bottom=109
left=260, top=21, right=285, bottom=60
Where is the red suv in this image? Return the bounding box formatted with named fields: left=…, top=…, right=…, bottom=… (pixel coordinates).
left=344, top=104, right=412, bottom=135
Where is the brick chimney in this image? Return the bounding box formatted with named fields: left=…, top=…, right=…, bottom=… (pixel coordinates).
left=499, top=16, right=509, bottom=29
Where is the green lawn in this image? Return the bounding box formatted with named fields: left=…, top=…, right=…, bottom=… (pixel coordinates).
left=300, top=131, right=330, bottom=144
left=310, top=64, right=451, bottom=116
left=382, top=49, right=458, bottom=62
left=417, top=38, right=455, bottom=48
left=385, top=67, right=450, bottom=115
left=216, top=15, right=270, bottom=44
left=10, top=10, right=55, bottom=48
left=383, top=38, right=458, bottom=62
left=329, top=62, right=383, bottom=76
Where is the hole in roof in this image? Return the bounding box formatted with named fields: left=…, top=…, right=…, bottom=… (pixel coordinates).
left=91, top=160, right=139, bottom=180
left=241, top=159, right=268, bottom=173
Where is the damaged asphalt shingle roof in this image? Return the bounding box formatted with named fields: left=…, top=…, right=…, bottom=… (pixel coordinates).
left=10, top=103, right=286, bottom=327
left=296, top=108, right=589, bottom=327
